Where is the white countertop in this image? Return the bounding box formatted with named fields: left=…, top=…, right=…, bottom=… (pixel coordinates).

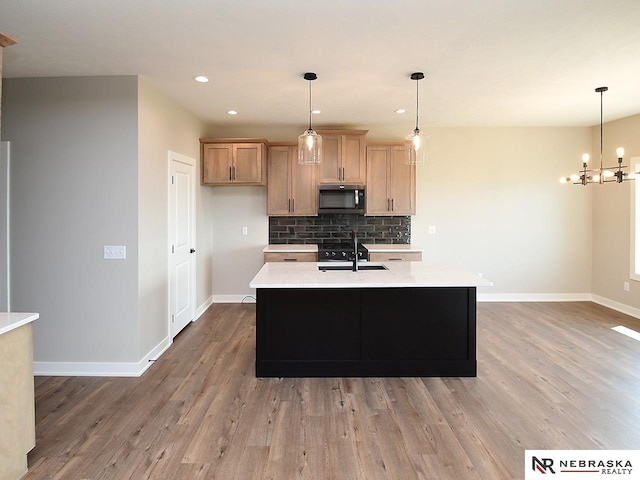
left=363, top=244, right=421, bottom=253
left=263, top=244, right=318, bottom=253
left=250, top=261, right=492, bottom=289
left=0, top=312, right=39, bottom=336
left=263, top=244, right=420, bottom=253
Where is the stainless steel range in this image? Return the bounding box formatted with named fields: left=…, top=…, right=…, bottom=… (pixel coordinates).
left=318, top=242, right=368, bottom=262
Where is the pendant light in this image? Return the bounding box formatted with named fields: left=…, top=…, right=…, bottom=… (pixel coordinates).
left=405, top=72, right=428, bottom=165
left=561, top=86, right=638, bottom=185
left=298, top=72, right=322, bottom=165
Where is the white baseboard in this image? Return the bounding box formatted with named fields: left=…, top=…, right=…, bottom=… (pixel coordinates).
left=212, top=294, right=256, bottom=304
left=32, top=292, right=638, bottom=377
left=34, top=335, right=173, bottom=377
left=591, top=294, right=640, bottom=320
left=195, top=295, right=214, bottom=320
left=478, top=293, right=592, bottom=302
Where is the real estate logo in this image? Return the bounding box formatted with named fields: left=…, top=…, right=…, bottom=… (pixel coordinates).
left=525, top=450, right=640, bottom=479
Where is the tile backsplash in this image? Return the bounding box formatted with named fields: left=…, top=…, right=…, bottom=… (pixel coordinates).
left=269, top=215, right=411, bottom=245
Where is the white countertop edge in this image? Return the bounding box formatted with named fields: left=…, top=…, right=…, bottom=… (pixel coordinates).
left=363, top=244, right=422, bottom=253
left=0, top=312, right=39, bottom=336
left=250, top=281, right=493, bottom=289
left=264, top=244, right=421, bottom=253
left=250, top=262, right=493, bottom=289
left=263, top=244, right=319, bottom=253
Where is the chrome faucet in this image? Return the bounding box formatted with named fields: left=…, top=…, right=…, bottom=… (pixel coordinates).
left=352, top=230, right=358, bottom=272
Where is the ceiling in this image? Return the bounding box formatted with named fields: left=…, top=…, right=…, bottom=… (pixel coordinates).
left=2, top=0, right=640, bottom=130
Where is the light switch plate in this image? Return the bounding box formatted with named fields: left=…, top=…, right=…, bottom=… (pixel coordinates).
left=104, top=246, right=126, bottom=260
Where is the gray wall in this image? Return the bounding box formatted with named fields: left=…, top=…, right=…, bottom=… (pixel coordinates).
left=2, top=76, right=140, bottom=362
left=2, top=75, right=213, bottom=369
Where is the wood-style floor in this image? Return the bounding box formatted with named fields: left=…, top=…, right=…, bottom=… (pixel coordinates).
left=24, top=301, right=640, bottom=480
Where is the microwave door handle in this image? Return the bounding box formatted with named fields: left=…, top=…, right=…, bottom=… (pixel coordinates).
left=355, top=190, right=358, bottom=206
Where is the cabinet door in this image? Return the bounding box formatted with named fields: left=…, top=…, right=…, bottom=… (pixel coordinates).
left=233, top=143, right=263, bottom=184
left=202, top=144, right=232, bottom=184
left=267, top=146, right=292, bottom=215
left=319, top=134, right=341, bottom=184
left=389, top=145, right=415, bottom=214
left=342, top=134, right=366, bottom=184
left=291, top=154, right=318, bottom=216
left=366, top=146, right=391, bottom=215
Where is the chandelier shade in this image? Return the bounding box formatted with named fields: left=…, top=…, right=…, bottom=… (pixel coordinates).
left=298, top=72, right=322, bottom=165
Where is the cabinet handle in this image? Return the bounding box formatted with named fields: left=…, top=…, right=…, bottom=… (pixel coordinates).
left=291, top=198, right=295, bottom=212
left=283, top=258, right=298, bottom=262
left=288, top=199, right=291, bottom=212
left=233, top=166, right=236, bottom=180
left=229, top=166, right=232, bottom=181
left=387, top=199, right=391, bottom=211
left=388, top=258, right=403, bottom=261
left=391, top=198, right=394, bottom=211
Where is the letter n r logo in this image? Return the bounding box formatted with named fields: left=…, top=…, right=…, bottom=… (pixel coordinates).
left=532, top=457, right=555, bottom=474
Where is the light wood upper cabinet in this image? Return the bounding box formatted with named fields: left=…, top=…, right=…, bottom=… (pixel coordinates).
left=318, top=130, right=367, bottom=184
left=201, top=139, right=267, bottom=186
left=366, top=143, right=415, bottom=216
left=267, top=144, right=318, bottom=216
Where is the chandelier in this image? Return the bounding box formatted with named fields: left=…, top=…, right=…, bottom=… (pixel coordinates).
left=561, top=87, right=637, bottom=185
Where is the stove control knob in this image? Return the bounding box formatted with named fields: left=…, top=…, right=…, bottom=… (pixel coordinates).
left=341, top=251, right=347, bottom=258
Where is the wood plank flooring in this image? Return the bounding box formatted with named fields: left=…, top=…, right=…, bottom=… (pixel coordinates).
left=23, top=301, right=640, bottom=479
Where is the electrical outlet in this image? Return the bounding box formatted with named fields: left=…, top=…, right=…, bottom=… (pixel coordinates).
left=428, top=226, right=436, bottom=234
left=242, top=226, right=248, bottom=235
left=624, top=281, right=630, bottom=292
left=104, top=246, right=126, bottom=260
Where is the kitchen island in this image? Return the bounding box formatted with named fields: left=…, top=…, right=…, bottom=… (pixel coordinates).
left=0, top=312, right=39, bottom=480
left=249, top=262, right=491, bottom=377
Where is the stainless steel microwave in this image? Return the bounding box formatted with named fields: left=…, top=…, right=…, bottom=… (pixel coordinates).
left=318, top=185, right=365, bottom=214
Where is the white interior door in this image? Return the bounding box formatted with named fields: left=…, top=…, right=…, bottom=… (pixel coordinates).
left=169, top=151, right=196, bottom=338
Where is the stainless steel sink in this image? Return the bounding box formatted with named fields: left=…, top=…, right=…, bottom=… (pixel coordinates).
left=318, top=263, right=388, bottom=271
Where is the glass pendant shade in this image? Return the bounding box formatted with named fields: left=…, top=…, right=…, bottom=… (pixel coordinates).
left=298, top=72, right=322, bottom=165
left=298, top=128, right=323, bottom=165
left=405, top=72, right=427, bottom=165
left=405, top=128, right=428, bottom=165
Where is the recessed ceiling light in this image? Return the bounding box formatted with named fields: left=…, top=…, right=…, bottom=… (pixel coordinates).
left=227, top=110, right=238, bottom=115
left=194, top=76, right=209, bottom=83
left=395, top=109, right=406, bottom=114
left=312, top=109, right=321, bottom=114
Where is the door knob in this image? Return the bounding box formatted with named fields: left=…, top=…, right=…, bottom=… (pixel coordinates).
left=190, top=248, right=196, bottom=254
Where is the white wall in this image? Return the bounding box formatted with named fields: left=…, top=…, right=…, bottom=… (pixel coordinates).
left=2, top=76, right=140, bottom=363
left=413, top=127, right=593, bottom=298
left=137, top=77, right=212, bottom=358
left=207, top=124, right=594, bottom=300
left=591, top=114, right=640, bottom=312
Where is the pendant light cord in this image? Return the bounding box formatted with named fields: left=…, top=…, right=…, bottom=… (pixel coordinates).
left=415, top=77, right=420, bottom=131
left=308, top=79, right=313, bottom=131
left=599, top=89, right=603, bottom=172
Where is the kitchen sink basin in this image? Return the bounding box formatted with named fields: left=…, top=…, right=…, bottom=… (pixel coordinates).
left=318, top=263, right=388, bottom=271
